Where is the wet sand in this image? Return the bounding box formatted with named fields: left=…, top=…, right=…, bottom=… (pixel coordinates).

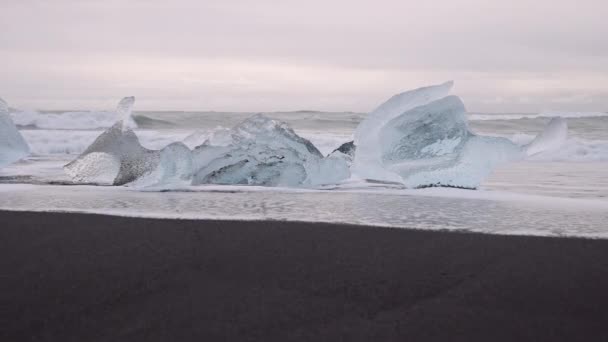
left=2, top=210, right=608, bottom=341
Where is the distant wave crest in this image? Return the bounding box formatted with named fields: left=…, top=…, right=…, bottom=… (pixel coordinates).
left=11, top=110, right=137, bottom=130
left=469, top=111, right=608, bottom=121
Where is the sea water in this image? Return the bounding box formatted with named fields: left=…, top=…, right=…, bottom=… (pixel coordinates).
left=1, top=110, right=607, bottom=237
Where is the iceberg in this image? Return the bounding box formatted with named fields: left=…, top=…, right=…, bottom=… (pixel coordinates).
left=525, top=117, right=568, bottom=156
left=402, top=135, right=522, bottom=189
left=330, top=141, right=355, bottom=159
left=183, top=127, right=233, bottom=149
left=353, top=81, right=454, bottom=182
left=129, top=142, right=193, bottom=188
left=114, top=96, right=138, bottom=130
left=182, top=130, right=208, bottom=149
left=0, top=97, right=30, bottom=168
left=64, top=120, right=160, bottom=185
left=65, top=110, right=341, bottom=188
left=352, top=82, right=522, bottom=189
left=65, top=97, right=161, bottom=185
left=192, top=114, right=327, bottom=187
left=319, top=141, right=356, bottom=183
left=66, top=127, right=194, bottom=187
left=306, top=152, right=351, bottom=186
left=64, top=82, right=565, bottom=190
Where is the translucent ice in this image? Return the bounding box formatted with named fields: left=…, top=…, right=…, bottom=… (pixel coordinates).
left=352, top=83, right=522, bottom=189
left=353, top=81, right=454, bottom=181
left=116, top=96, right=137, bottom=131
left=182, top=130, right=208, bottom=149
left=402, top=135, right=522, bottom=189
left=321, top=141, right=356, bottom=182
left=66, top=112, right=348, bottom=188
left=230, top=114, right=323, bottom=158
left=65, top=97, right=160, bottom=185
left=192, top=114, right=326, bottom=187
left=306, top=152, right=351, bottom=186
left=0, top=97, right=30, bottom=168
left=64, top=84, right=564, bottom=190
left=525, top=117, right=568, bottom=156
left=64, top=121, right=160, bottom=185
left=130, top=142, right=193, bottom=188
left=182, top=127, right=233, bottom=149
left=330, top=141, right=355, bottom=159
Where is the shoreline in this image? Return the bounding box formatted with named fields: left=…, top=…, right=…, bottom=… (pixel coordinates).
left=2, top=210, right=608, bottom=341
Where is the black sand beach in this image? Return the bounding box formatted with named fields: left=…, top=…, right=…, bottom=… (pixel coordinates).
left=2, top=210, right=608, bottom=341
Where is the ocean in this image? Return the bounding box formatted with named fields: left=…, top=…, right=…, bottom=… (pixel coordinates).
left=1, top=109, right=607, bottom=237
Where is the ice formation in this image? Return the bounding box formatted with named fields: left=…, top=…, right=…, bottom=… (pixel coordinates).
left=182, top=130, right=208, bottom=149
left=352, top=82, right=522, bottom=188
left=64, top=83, right=568, bottom=190
left=330, top=141, right=355, bottom=159
left=116, top=96, right=137, bottom=129
left=182, top=127, right=233, bottom=149
left=192, top=114, right=330, bottom=187
left=65, top=108, right=348, bottom=187
left=353, top=81, right=454, bottom=182
left=401, top=135, right=522, bottom=189
left=64, top=120, right=160, bottom=185
left=0, top=97, right=30, bottom=168
left=130, top=142, right=193, bottom=187
left=323, top=141, right=356, bottom=181
left=306, top=152, right=351, bottom=186
left=525, top=117, right=568, bottom=156
left=66, top=125, right=195, bottom=187
left=188, top=115, right=352, bottom=187
left=65, top=97, right=159, bottom=185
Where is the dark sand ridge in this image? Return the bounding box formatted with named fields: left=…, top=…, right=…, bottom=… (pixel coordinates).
left=2, top=210, right=608, bottom=341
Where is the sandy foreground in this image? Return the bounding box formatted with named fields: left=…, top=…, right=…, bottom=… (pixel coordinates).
left=1, top=210, right=608, bottom=341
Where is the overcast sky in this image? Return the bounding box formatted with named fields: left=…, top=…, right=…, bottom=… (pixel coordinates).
left=1, top=0, right=607, bottom=112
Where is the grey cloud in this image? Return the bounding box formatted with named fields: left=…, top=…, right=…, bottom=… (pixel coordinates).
left=0, top=0, right=607, bottom=111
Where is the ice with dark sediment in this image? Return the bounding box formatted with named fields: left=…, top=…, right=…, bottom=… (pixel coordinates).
left=65, top=97, right=196, bottom=187
left=65, top=97, right=160, bottom=185
left=329, top=141, right=355, bottom=160
left=64, top=120, right=160, bottom=185
left=0, top=97, right=30, bottom=168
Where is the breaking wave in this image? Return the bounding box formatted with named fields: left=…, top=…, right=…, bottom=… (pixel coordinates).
left=9, top=108, right=607, bottom=131
left=510, top=134, right=608, bottom=162
left=11, top=110, right=137, bottom=130
left=21, top=130, right=191, bottom=155
left=469, top=111, right=608, bottom=121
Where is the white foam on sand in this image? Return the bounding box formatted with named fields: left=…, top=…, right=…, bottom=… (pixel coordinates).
left=1, top=183, right=607, bottom=238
